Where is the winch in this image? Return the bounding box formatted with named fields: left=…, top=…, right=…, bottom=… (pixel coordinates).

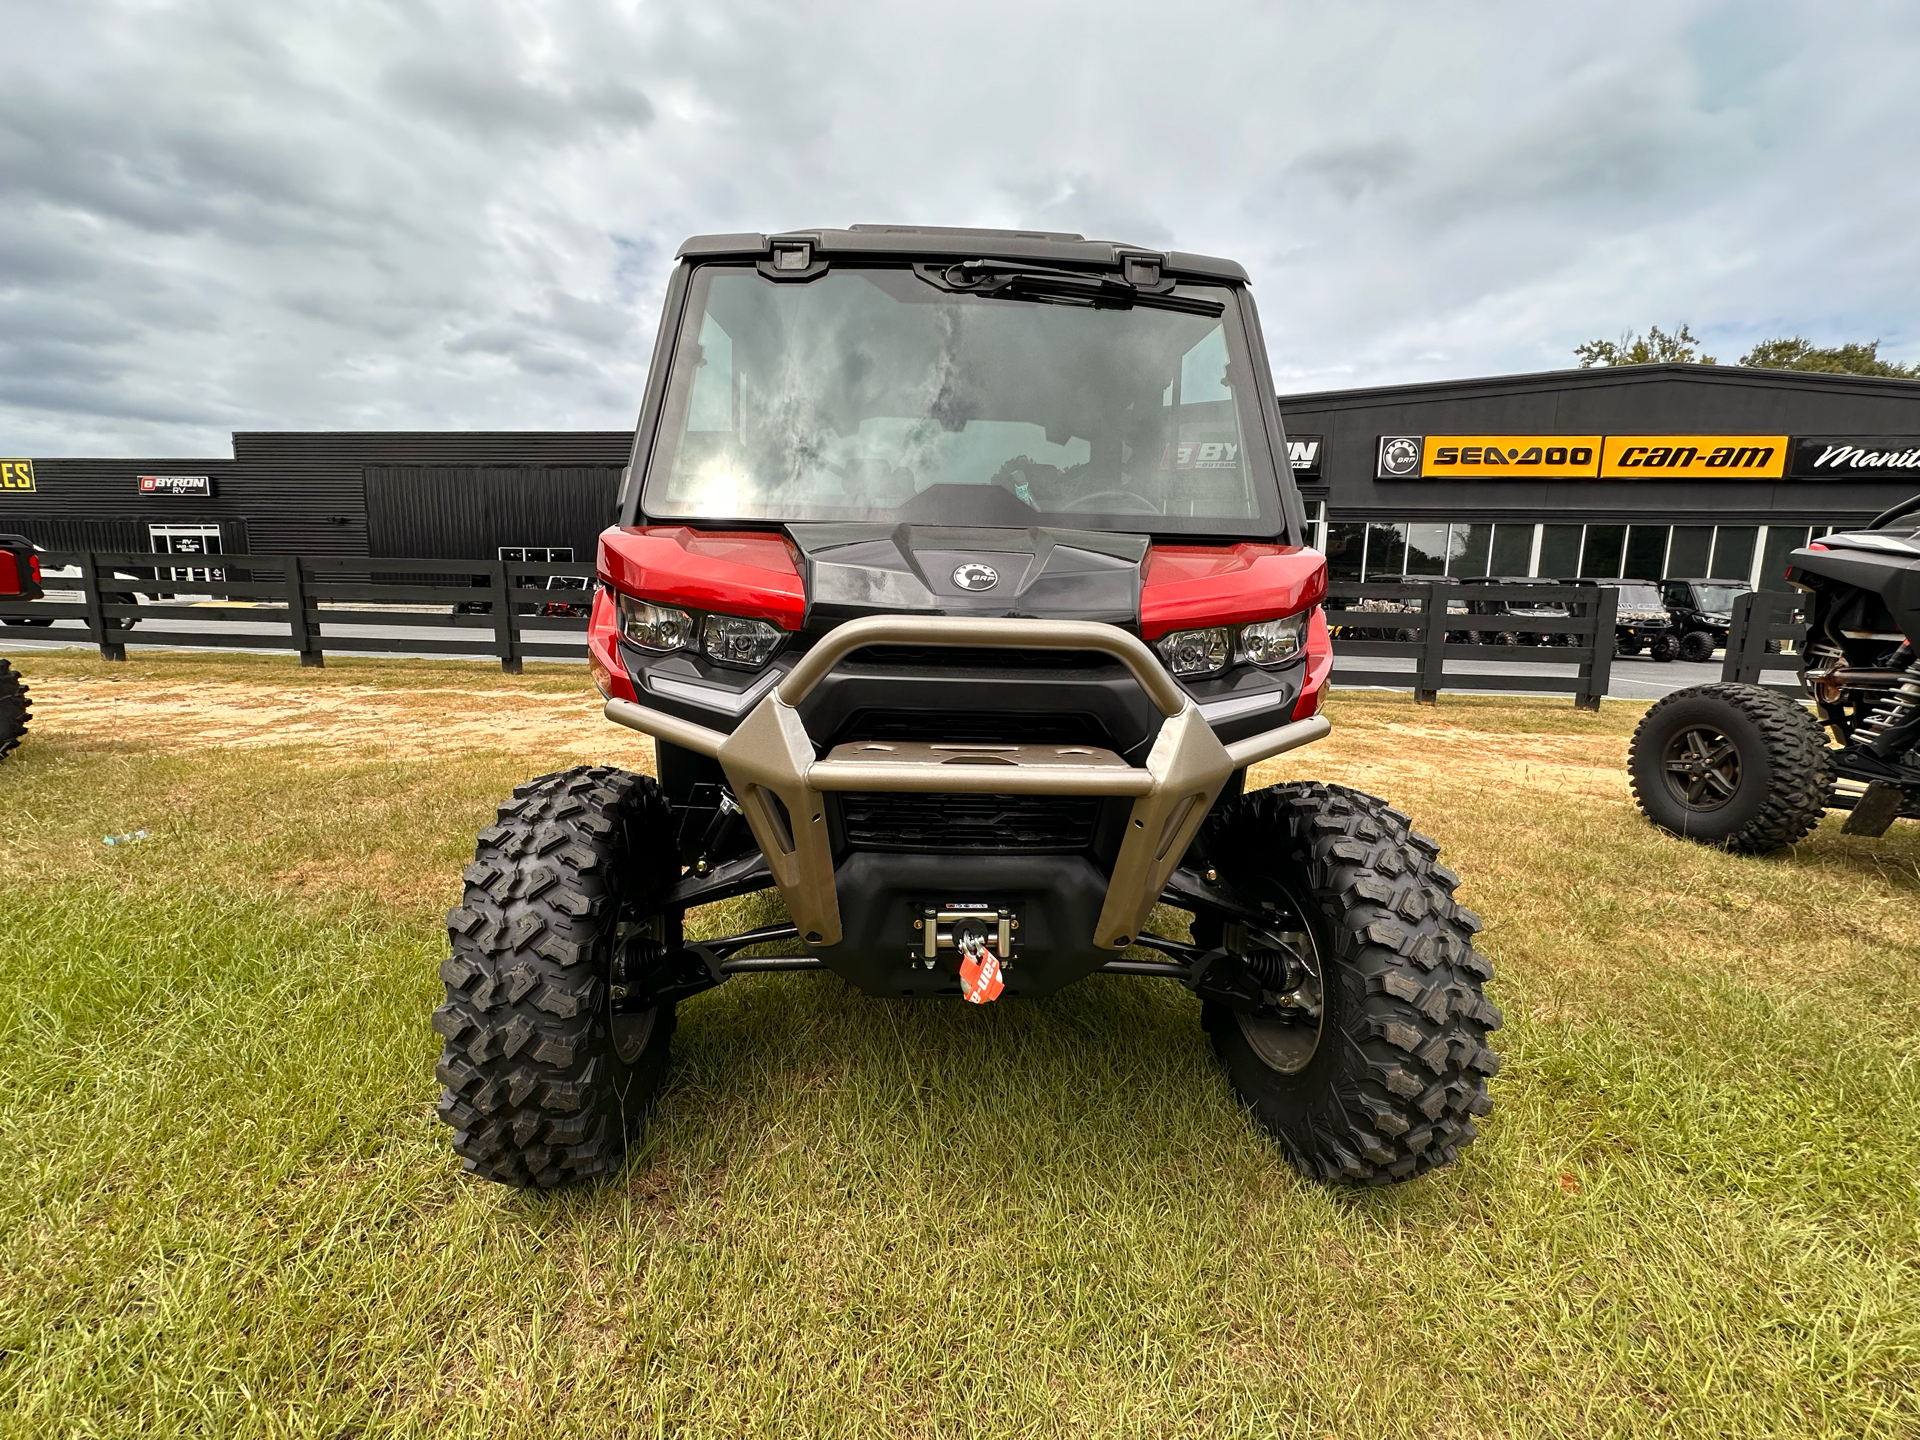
left=915, top=901, right=1015, bottom=1003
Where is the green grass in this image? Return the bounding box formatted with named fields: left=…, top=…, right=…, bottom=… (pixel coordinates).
left=2, top=654, right=1917, bottom=1436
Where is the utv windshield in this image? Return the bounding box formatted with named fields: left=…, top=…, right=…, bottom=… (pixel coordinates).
left=641, top=264, right=1284, bottom=535
left=1691, top=584, right=1746, bottom=612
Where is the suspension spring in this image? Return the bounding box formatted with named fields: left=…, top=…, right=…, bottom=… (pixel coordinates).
left=1854, top=655, right=1920, bottom=757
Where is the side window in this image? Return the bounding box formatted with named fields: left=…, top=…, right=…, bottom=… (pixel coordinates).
left=687, top=313, right=734, bottom=433
left=1661, top=581, right=1689, bottom=608
left=1177, top=326, right=1232, bottom=403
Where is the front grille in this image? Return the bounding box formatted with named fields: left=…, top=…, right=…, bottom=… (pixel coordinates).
left=849, top=645, right=1125, bottom=671
left=840, top=791, right=1102, bottom=852
left=838, top=708, right=1104, bottom=747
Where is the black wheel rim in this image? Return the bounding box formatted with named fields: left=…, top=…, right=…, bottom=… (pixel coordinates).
left=1221, top=878, right=1327, bottom=1075
left=1661, top=724, right=1742, bottom=811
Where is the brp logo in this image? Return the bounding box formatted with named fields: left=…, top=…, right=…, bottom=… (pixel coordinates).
left=952, top=562, right=999, bottom=592
left=1377, top=435, right=1423, bottom=478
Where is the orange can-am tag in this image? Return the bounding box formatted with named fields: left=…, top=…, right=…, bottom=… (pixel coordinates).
left=959, top=947, right=1004, bottom=1004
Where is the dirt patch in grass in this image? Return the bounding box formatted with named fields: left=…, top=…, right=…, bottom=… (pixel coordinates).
left=31, top=672, right=655, bottom=765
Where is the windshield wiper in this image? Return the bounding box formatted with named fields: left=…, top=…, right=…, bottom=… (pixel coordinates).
left=912, top=260, right=1226, bottom=317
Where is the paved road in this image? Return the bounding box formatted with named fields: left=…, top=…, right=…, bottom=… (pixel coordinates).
left=4, top=612, right=1803, bottom=702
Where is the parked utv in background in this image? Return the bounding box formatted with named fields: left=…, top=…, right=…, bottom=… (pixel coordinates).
left=432, top=226, right=1501, bottom=1192
left=1604, top=580, right=1678, bottom=661
left=0, top=534, right=40, bottom=756
left=1461, top=575, right=1574, bottom=646
left=1631, top=497, right=1920, bottom=849
left=1660, top=578, right=1747, bottom=662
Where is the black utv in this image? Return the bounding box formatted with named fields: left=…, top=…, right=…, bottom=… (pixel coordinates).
left=1659, top=578, right=1749, bottom=663
left=432, top=226, right=1502, bottom=1191
left=1630, top=496, right=1920, bottom=848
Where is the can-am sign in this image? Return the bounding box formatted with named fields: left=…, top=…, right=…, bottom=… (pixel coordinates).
left=1791, top=437, right=1920, bottom=478
left=139, top=475, right=214, bottom=497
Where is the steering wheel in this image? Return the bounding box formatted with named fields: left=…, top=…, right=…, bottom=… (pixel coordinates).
left=1061, top=489, right=1162, bottom=515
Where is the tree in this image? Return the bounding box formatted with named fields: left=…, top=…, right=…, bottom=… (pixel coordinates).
left=1574, top=323, right=1716, bottom=368
left=1737, top=337, right=1920, bottom=378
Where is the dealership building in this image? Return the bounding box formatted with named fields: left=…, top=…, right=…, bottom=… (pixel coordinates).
left=3, top=363, right=1916, bottom=590
left=1283, top=362, right=1920, bottom=594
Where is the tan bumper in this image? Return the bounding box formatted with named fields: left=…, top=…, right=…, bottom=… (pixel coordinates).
left=604, top=615, right=1329, bottom=950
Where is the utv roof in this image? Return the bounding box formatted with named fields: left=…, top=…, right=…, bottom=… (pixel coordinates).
left=675, top=224, right=1250, bottom=284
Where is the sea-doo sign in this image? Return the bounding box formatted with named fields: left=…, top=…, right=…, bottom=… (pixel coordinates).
left=1376, top=435, right=1601, bottom=480
left=1790, top=437, right=1920, bottom=479
left=139, top=475, right=214, bottom=497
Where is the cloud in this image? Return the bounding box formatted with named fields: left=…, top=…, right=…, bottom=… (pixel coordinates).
left=1, top=0, right=1917, bottom=455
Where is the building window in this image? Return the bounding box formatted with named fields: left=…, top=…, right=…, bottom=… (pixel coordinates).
left=1668, top=526, right=1712, bottom=577
left=1709, top=526, right=1758, bottom=582
left=1364, top=522, right=1407, bottom=579
left=1450, top=523, right=1493, bottom=577
left=1301, top=498, right=1326, bottom=549
left=1580, top=524, right=1627, bottom=578
left=1404, top=522, right=1450, bottom=575
left=1325, top=522, right=1366, bottom=580
left=1538, top=524, right=1582, bottom=578
left=1758, top=526, right=1809, bottom=593
left=1624, top=525, right=1668, bottom=579
left=1489, top=524, right=1534, bottom=576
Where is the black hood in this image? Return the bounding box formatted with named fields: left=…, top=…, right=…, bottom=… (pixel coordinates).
left=786, top=523, right=1149, bottom=628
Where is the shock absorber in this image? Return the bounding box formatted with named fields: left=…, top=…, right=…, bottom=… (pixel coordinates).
left=1243, top=948, right=1307, bottom=993
left=1853, top=645, right=1920, bottom=758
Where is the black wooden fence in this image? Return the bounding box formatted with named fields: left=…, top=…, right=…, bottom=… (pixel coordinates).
left=1720, top=591, right=1807, bottom=697
left=1326, top=580, right=1617, bottom=710
left=0, top=550, right=596, bottom=672
left=4, top=552, right=1621, bottom=708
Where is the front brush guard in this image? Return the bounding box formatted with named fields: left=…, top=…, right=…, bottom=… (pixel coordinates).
left=605, top=615, right=1329, bottom=952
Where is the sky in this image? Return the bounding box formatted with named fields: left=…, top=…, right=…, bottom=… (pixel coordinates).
left=3, top=0, right=1917, bottom=458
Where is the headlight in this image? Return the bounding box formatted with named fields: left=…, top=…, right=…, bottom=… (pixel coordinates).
left=618, top=594, right=695, bottom=652
left=1237, top=613, right=1305, bottom=667
left=702, top=613, right=784, bottom=669
left=1157, top=627, right=1230, bottom=678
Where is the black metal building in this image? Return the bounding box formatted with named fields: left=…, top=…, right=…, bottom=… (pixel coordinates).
left=5, top=364, right=1916, bottom=588
left=0, top=430, right=631, bottom=569
left=1281, top=363, right=1920, bottom=593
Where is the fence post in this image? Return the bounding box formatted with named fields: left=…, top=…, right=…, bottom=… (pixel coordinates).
left=1416, top=582, right=1446, bottom=704
left=1722, top=593, right=1760, bottom=685
left=1575, top=584, right=1617, bottom=711
left=78, top=551, right=126, bottom=662
left=490, top=561, right=521, bottom=674
left=284, top=557, right=323, bottom=667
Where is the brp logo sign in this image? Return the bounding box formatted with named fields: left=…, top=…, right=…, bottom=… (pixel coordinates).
left=952, top=563, right=999, bottom=592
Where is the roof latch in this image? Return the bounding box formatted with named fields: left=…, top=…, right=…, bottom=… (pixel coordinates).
left=1117, top=250, right=1174, bottom=293
left=759, top=238, right=828, bottom=282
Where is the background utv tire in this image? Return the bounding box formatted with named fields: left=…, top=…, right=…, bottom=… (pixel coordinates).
left=1649, top=633, right=1678, bottom=663
left=0, top=659, right=28, bottom=759
left=434, top=766, right=679, bottom=1188
left=1628, top=683, right=1832, bottom=852
left=1677, top=630, right=1716, bottom=663
left=1193, top=783, right=1500, bottom=1186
